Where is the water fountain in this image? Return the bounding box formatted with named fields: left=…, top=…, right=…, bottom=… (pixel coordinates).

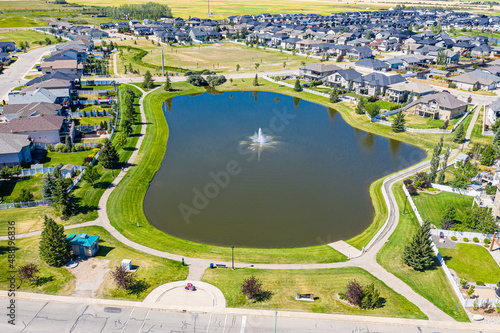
left=240, top=128, right=278, bottom=160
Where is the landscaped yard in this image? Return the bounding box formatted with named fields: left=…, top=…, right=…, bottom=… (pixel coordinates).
left=202, top=267, right=426, bottom=319
left=388, top=113, right=461, bottom=130
left=439, top=244, right=500, bottom=284
left=0, top=226, right=187, bottom=299
left=74, top=116, right=113, bottom=126
left=41, top=150, right=90, bottom=167
left=471, top=106, right=493, bottom=146
left=377, top=183, right=469, bottom=322
left=412, top=191, right=474, bottom=229
left=0, top=177, right=43, bottom=202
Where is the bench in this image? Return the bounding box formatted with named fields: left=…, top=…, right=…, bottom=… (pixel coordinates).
left=209, top=263, right=227, bottom=269
left=296, top=292, right=315, bottom=301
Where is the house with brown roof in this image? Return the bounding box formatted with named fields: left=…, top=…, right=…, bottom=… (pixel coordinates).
left=406, top=92, right=468, bottom=120
left=0, top=114, right=68, bottom=144
left=299, top=63, right=341, bottom=81
left=40, top=59, right=83, bottom=75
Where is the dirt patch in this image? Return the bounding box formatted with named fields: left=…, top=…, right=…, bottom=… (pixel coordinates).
left=70, top=258, right=110, bottom=298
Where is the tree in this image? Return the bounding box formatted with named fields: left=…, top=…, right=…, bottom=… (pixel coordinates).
left=253, top=74, right=259, bottom=86
left=441, top=205, right=457, bottom=230
left=428, top=138, right=443, bottom=183
left=236, top=64, right=240, bottom=71
left=340, top=280, right=380, bottom=309
left=402, top=221, right=435, bottom=271
left=111, top=265, right=136, bottom=290
left=480, top=145, right=496, bottom=166
left=355, top=98, right=365, bottom=114
left=142, top=70, right=153, bottom=89
left=65, top=135, right=72, bottom=151
left=241, top=275, right=263, bottom=300
left=436, top=146, right=450, bottom=184
left=462, top=207, right=497, bottom=233
left=115, top=133, right=128, bottom=147
left=453, top=123, right=465, bottom=144
left=17, top=188, right=34, bottom=202
left=365, top=103, right=380, bottom=118
left=391, top=110, right=406, bottom=133
left=39, top=216, right=70, bottom=267
left=164, top=72, right=171, bottom=91
left=436, top=49, right=447, bottom=65
left=18, top=263, right=39, bottom=286
left=0, top=166, right=10, bottom=179
left=82, top=164, right=101, bottom=186
left=329, top=86, right=339, bottom=103
left=294, top=78, right=302, bottom=92
left=254, top=62, right=260, bottom=70
left=492, top=118, right=500, bottom=132
left=361, top=283, right=380, bottom=310
left=99, top=140, right=119, bottom=169
left=41, top=174, right=56, bottom=201
left=450, top=161, right=477, bottom=189
left=54, top=180, right=78, bottom=218
left=122, top=117, right=133, bottom=137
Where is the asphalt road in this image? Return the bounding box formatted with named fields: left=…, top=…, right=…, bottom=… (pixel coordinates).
left=0, top=45, right=52, bottom=102
left=0, top=299, right=496, bottom=333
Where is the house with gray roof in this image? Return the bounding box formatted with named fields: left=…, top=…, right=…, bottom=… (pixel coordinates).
left=0, top=114, right=66, bottom=144
left=449, top=70, right=500, bottom=91
left=406, top=92, right=467, bottom=120
left=2, top=102, right=62, bottom=121
left=8, top=88, right=70, bottom=106
left=355, top=58, right=390, bottom=72
left=0, top=41, right=15, bottom=53
left=0, top=133, right=32, bottom=167
left=355, top=72, right=405, bottom=96
left=325, top=68, right=363, bottom=88
left=487, top=98, right=500, bottom=126
left=387, top=80, right=436, bottom=103
left=299, top=63, right=340, bottom=81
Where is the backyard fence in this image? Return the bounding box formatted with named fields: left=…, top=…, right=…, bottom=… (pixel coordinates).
left=80, top=80, right=116, bottom=86
left=34, top=142, right=101, bottom=150
left=69, top=111, right=111, bottom=118
left=73, top=99, right=114, bottom=106
left=370, top=118, right=452, bottom=133
left=76, top=90, right=113, bottom=95
left=18, top=166, right=85, bottom=177
left=430, top=183, right=481, bottom=197
left=0, top=200, right=53, bottom=210
left=429, top=229, right=495, bottom=242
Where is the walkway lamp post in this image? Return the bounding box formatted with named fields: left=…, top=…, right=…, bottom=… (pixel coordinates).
left=403, top=194, right=408, bottom=215
left=231, top=246, right=234, bottom=270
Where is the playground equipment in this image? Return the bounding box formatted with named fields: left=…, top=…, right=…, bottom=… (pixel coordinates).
left=489, top=232, right=500, bottom=252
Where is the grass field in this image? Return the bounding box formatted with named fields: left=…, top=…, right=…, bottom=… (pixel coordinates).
left=439, top=243, right=500, bottom=284
left=377, top=183, right=469, bottom=322
left=388, top=113, right=460, bottom=130
left=41, top=150, right=90, bottom=167
left=412, top=192, right=474, bottom=229
left=0, top=225, right=187, bottom=299
left=74, top=116, right=112, bottom=126
left=471, top=106, right=493, bottom=146
left=0, top=30, right=58, bottom=49
left=0, top=177, right=43, bottom=202
left=115, top=40, right=329, bottom=76
left=202, top=267, right=426, bottom=319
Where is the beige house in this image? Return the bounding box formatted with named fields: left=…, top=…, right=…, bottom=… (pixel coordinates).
left=406, top=92, right=468, bottom=120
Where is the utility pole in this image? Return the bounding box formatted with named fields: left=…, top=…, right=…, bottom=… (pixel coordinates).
left=207, top=0, right=210, bottom=18
left=161, top=49, right=165, bottom=77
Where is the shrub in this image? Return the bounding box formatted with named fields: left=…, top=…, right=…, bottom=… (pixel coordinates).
left=463, top=237, right=469, bottom=242
left=340, top=280, right=380, bottom=309
left=47, top=144, right=53, bottom=151
left=74, top=143, right=84, bottom=152
left=71, top=147, right=76, bottom=152
left=476, top=280, right=484, bottom=286
left=460, top=278, right=468, bottom=289
left=451, top=236, right=457, bottom=241
left=484, top=238, right=491, bottom=245
left=111, top=265, right=136, bottom=290
left=207, top=75, right=227, bottom=86
left=54, top=143, right=65, bottom=152
left=241, top=275, right=263, bottom=300
left=62, top=147, right=68, bottom=153
left=187, top=74, right=208, bottom=86
left=83, top=156, right=93, bottom=164
left=473, top=237, right=479, bottom=243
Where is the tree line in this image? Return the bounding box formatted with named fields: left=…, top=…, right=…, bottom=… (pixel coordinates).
left=98, top=2, right=172, bottom=21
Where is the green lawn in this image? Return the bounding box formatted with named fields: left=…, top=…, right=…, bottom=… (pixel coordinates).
left=74, top=116, right=113, bottom=126
left=202, top=267, right=426, bottom=319
left=0, top=30, right=58, bottom=49
left=0, top=225, right=187, bottom=299
left=377, top=184, right=469, bottom=322
left=41, top=150, right=90, bottom=167
left=373, top=100, right=399, bottom=110
left=471, top=106, right=493, bottom=146
left=439, top=244, right=500, bottom=284
left=412, top=192, right=474, bottom=229
left=0, top=177, right=43, bottom=202
left=80, top=85, right=115, bottom=91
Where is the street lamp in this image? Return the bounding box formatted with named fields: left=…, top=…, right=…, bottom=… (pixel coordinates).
left=231, top=246, right=234, bottom=270
left=403, top=195, right=408, bottom=215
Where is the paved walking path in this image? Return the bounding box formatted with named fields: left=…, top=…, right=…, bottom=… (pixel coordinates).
left=3, top=83, right=460, bottom=321
left=328, top=240, right=362, bottom=259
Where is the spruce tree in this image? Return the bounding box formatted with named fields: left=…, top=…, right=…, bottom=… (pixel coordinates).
left=65, top=135, right=72, bottom=151
left=164, top=72, right=172, bottom=91
left=391, top=110, right=406, bottom=133
left=41, top=174, right=56, bottom=201
left=493, top=129, right=500, bottom=145
left=428, top=138, right=443, bottom=183
left=54, top=180, right=77, bottom=218
left=294, top=78, right=302, bottom=92
left=453, top=123, right=465, bottom=143
left=402, top=221, right=435, bottom=271
left=253, top=74, right=259, bottom=86
left=99, top=140, right=119, bottom=169
left=437, top=146, right=450, bottom=184
left=329, top=86, right=339, bottom=103
left=39, top=216, right=70, bottom=267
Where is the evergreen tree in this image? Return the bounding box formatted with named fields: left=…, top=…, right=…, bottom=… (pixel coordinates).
left=402, top=221, right=435, bottom=271
left=122, top=118, right=133, bottom=136
left=39, top=216, right=70, bottom=267
left=428, top=137, right=443, bottom=183
left=142, top=70, right=153, bottom=89
left=355, top=98, right=365, bottom=114
left=294, top=78, right=302, bottom=92
left=54, top=180, right=77, bottom=218
left=436, top=146, right=450, bottom=184
left=164, top=72, right=172, bottom=91
left=391, top=110, right=406, bottom=133
left=82, top=164, right=101, bottom=186
left=253, top=74, right=259, bottom=86
left=65, top=135, right=72, bottom=151
left=329, top=86, right=339, bottom=103
left=453, top=123, right=465, bottom=143
left=99, top=140, right=119, bottom=169
left=41, top=174, right=56, bottom=201
left=493, top=129, right=500, bottom=145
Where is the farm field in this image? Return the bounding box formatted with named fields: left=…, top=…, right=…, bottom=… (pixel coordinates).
left=0, top=30, right=58, bottom=49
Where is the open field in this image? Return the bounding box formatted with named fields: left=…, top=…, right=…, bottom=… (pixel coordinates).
left=0, top=225, right=187, bottom=299
left=412, top=191, right=474, bottom=229
left=439, top=243, right=500, bottom=284
left=114, top=40, right=331, bottom=76
left=202, top=267, right=426, bottom=319
left=377, top=183, right=469, bottom=322
left=0, top=29, right=58, bottom=49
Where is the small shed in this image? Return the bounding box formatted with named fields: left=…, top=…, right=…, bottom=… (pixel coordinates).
left=61, top=164, right=76, bottom=178
left=68, top=233, right=100, bottom=257
left=455, top=153, right=470, bottom=166
left=121, top=259, right=132, bottom=271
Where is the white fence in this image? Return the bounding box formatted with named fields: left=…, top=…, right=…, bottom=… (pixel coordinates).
left=0, top=200, right=53, bottom=210
left=430, top=183, right=481, bottom=197
left=77, top=90, right=113, bottom=95
left=430, top=229, right=495, bottom=242
left=371, top=118, right=452, bottom=133
left=453, top=105, right=476, bottom=131
left=19, top=166, right=85, bottom=177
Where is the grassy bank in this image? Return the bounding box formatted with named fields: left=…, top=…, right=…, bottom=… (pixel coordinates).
left=377, top=183, right=469, bottom=322
left=0, top=226, right=187, bottom=299
left=202, top=267, right=426, bottom=319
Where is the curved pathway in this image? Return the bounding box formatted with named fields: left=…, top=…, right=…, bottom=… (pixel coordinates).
left=2, top=84, right=460, bottom=321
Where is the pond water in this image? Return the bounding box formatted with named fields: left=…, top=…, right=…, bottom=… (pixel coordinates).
left=143, top=91, right=425, bottom=248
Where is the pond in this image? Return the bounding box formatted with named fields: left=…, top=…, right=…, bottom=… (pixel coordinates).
left=143, top=91, right=426, bottom=248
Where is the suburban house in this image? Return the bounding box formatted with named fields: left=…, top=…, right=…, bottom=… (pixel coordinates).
left=299, top=63, right=340, bottom=81
left=67, top=234, right=100, bottom=257
left=2, top=102, right=62, bottom=120
left=189, top=27, right=208, bottom=41
left=386, top=81, right=436, bottom=103
left=8, top=88, right=70, bottom=106
left=40, top=59, right=84, bottom=75
left=355, top=58, right=390, bottom=72
left=406, top=92, right=468, bottom=120
left=21, top=79, right=72, bottom=97
left=325, top=68, right=363, bottom=88
left=346, top=46, right=373, bottom=60
left=0, top=133, right=32, bottom=167
left=354, top=72, right=405, bottom=96
left=449, top=71, right=499, bottom=91
left=0, top=52, right=11, bottom=65
left=487, top=98, right=500, bottom=126
left=0, top=114, right=69, bottom=144
left=26, top=71, right=80, bottom=87
left=0, top=41, right=15, bottom=53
